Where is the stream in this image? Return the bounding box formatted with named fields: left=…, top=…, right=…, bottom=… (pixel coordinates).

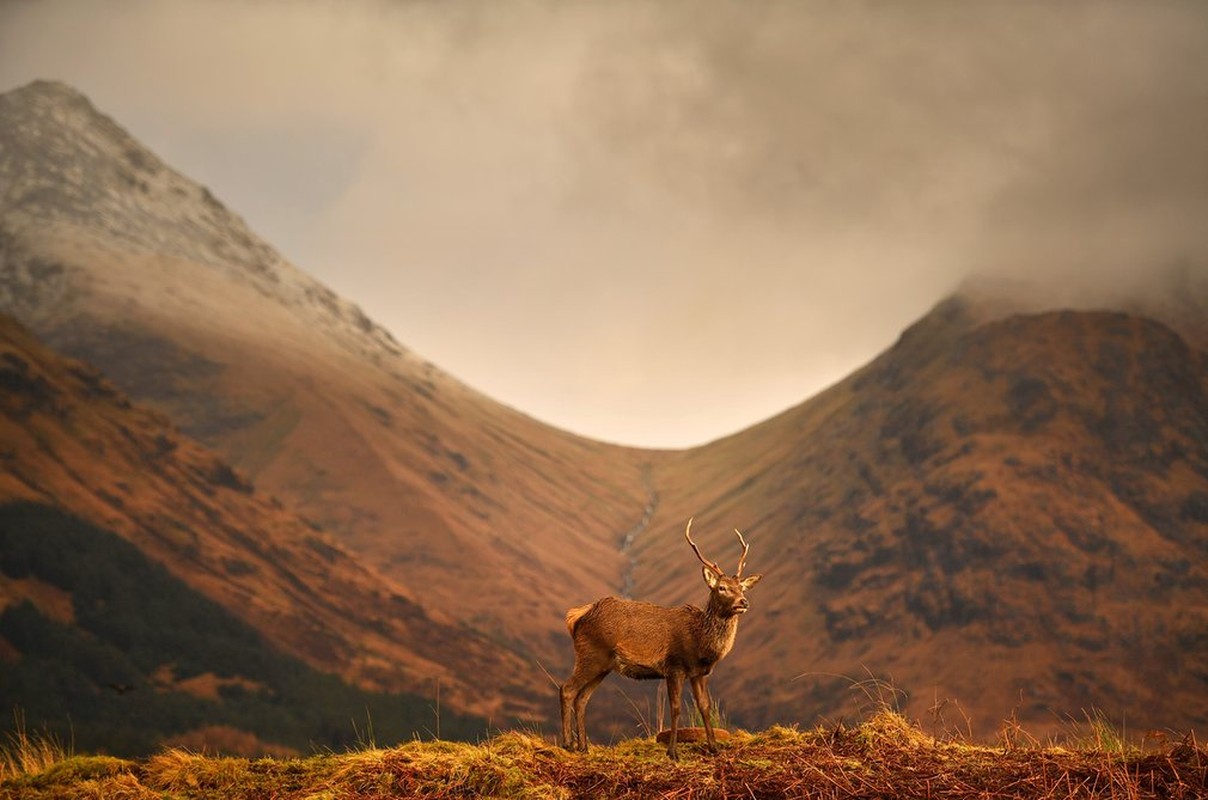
left=618, top=463, right=658, bottom=598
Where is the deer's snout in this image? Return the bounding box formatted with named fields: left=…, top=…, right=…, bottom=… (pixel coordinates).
left=733, top=596, right=750, bottom=612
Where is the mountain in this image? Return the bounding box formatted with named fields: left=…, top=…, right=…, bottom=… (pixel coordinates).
left=0, top=80, right=653, bottom=693
left=1, top=79, right=1205, bottom=744
left=636, top=298, right=1208, bottom=738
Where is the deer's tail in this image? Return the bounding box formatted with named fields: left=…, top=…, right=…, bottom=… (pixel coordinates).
left=565, top=603, right=593, bottom=636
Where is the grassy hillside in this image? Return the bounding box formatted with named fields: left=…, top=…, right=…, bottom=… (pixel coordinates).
left=2, top=712, right=1204, bottom=799
left=0, top=503, right=482, bottom=756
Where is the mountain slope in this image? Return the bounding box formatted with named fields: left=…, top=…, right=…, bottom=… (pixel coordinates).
left=0, top=312, right=536, bottom=721
left=0, top=502, right=485, bottom=756
left=0, top=80, right=653, bottom=684
left=634, top=299, right=1208, bottom=738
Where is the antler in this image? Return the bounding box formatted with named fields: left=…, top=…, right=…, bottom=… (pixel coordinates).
left=733, top=529, right=750, bottom=577
left=684, top=517, right=725, bottom=575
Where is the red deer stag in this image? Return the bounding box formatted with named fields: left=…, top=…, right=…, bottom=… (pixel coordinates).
left=559, top=518, right=762, bottom=759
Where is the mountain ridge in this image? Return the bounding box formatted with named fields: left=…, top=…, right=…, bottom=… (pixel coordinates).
left=0, top=79, right=408, bottom=365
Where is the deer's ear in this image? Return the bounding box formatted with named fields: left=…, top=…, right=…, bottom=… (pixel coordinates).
left=702, top=566, right=722, bottom=588
left=740, top=574, right=762, bottom=590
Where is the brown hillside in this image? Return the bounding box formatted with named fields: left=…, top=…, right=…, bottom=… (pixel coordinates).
left=0, top=313, right=537, bottom=718
left=633, top=299, right=1208, bottom=739
left=0, top=80, right=653, bottom=685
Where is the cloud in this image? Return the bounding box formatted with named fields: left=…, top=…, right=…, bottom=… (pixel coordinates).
left=957, top=1, right=1208, bottom=309
left=2, top=0, right=1205, bottom=446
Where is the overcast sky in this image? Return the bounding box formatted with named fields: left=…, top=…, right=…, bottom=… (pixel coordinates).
left=2, top=1, right=1206, bottom=447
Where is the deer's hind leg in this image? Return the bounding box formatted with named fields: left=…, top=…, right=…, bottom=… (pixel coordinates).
left=572, top=670, right=609, bottom=750
left=560, top=656, right=610, bottom=751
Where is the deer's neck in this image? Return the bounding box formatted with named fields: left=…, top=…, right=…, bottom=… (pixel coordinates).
left=700, top=599, right=741, bottom=662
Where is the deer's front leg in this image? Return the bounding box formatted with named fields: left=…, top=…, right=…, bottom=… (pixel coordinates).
left=690, top=675, right=718, bottom=754
left=664, top=671, right=684, bottom=760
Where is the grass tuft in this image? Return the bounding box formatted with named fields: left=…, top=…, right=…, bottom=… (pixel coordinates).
left=0, top=712, right=72, bottom=783
left=1078, top=709, right=1137, bottom=756
left=856, top=708, right=934, bottom=747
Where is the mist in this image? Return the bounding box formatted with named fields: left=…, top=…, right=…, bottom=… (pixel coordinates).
left=2, top=0, right=1205, bottom=447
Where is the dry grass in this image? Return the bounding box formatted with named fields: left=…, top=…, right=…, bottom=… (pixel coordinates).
left=1, top=712, right=1204, bottom=799
left=0, top=714, right=70, bottom=784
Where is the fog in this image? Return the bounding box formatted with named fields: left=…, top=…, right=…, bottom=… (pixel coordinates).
left=2, top=0, right=1205, bottom=447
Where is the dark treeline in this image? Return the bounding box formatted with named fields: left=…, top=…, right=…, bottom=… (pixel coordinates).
left=0, top=503, right=482, bottom=756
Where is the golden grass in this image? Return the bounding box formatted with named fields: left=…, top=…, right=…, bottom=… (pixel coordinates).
left=0, top=714, right=71, bottom=784
left=1, top=712, right=1204, bottom=799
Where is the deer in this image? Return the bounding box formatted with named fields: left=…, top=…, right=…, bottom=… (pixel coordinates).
left=559, top=518, right=762, bottom=759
